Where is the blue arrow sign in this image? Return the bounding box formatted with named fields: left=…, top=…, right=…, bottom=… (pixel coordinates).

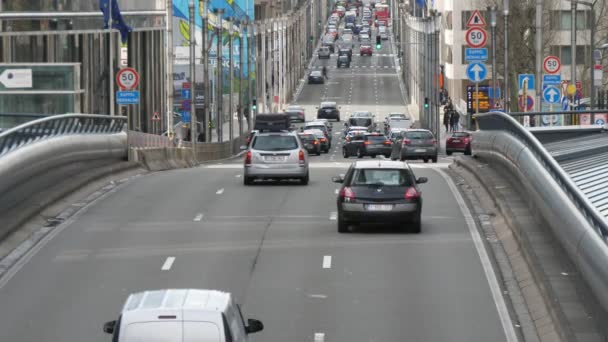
left=561, top=96, right=569, bottom=110
left=181, top=89, right=191, bottom=99
left=543, top=74, right=561, bottom=85
left=116, top=91, right=140, bottom=105
left=465, top=48, right=488, bottom=61
left=181, top=111, right=191, bottom=123
left=543, top=86, right=560, bottom=104
left=466, top=62, right=487, bottom=83
left=518, top=74, right=535, bottom=90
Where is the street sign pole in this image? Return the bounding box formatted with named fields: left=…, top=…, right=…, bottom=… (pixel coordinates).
left=189, top=1, right=197, bottom=159
left=475, top=82, right=479, bottom=116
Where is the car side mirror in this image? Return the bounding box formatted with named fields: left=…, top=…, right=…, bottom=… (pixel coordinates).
left=103, top=320, right=117, bottom=334
left=245, top=318, right=264, bottom=334
left=239, top=145, right=248, bottom=151
left=332, top=176, right=344, bottom=183
left=416, top=177, right=428, bottom=184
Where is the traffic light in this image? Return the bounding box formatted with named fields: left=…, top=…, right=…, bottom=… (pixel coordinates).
left=424, top=97, right=429, bottom=109
left=309, top=35, right=314, bottom=42
left=376, top=35, right=382, bottom=50
left=252, top=99, right=257, bottom=111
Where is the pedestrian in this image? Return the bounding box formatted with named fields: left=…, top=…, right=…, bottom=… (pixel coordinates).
left=450, top=110, right=459, bottom=132
left=443, top=107, right=450, bottom=132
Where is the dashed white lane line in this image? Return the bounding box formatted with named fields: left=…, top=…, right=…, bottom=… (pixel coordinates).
left=314, top=333, right=325, bottom=342
left=322, top=255, right=332, bottom=269
left=216, top=188, right=225, bottom=195
left=235, top=174, right=242, bottom=178
left=161, top=257, right=176, bottom=271
left=308, top=294, right=328, bottom=299
left=330, top=211, right=337, bottom=220
left=194, top=213, right=204, bottom=222
left=335, top=189, right=339, bottom=194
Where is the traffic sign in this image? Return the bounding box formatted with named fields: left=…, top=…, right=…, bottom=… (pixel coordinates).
left=466, top=10, right=487, bottom=27
left=576, top=80, right=582, bottom=90
left=466, top=62, right=487, bottom=83
left=543, top=86, right=560, bottom=104
left=518, top=95, right=534, bottom=111
left=465, top=48, right=488, bottom=61
left=181, top=88, right=191, bottom=99
left=542, top=56, right=561, bottom=74
left=182, top=100, right=191, bottom=111
left=567, top=84, right=576, bottom=96
left=543, top=74, right=561, bottom=85
left=181, top=111, right=191, bottom=123
left=116, top=68, right=140, bottom=90
left=116, top=90, right=140, bottom=105
left=465, top=27, right=487, bottom=48
left=152, top=112, right=161, bottom=122
left=518, top=74, right=535, bottom=90
left=0, top=69, right=32, bottom=88
left=562, top=96, right=569, bottom=110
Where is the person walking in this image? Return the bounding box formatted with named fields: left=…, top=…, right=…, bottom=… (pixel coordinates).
left=450, top=110, right=459, bottom=132
left=443, top=107, right=450, bottom=133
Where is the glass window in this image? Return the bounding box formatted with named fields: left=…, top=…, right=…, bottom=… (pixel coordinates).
left=405, top=131, right=434, bottom=140
left=365, top=135, right=388, bottom=143
left=445, top=11, right=453, bottom=30
left=252, top=135, right=298, bottom=151
left=352, top=169, right=413, bottom=186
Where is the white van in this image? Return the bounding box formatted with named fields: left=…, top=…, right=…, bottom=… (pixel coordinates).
left=103, top=289, right=264, bottom=342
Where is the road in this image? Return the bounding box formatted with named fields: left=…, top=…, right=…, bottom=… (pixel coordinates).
left=0, top=21, right=515, bottom=342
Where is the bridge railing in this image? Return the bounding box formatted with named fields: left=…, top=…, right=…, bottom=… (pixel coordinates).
left=0, top=114, right=127, bottom=157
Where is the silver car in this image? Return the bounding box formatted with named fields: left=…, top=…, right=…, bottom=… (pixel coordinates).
left=318, top=46, right=331, bottom=59
left=392, top=129, right=438, bottom=163
left=242, top=131, right=310, bottom=185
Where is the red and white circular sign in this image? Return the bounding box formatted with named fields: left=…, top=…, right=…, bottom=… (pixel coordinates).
left=465, top=27, right=487, bottom=48
left=543, top=56, right=561, bottom=74
left=116, top=67, right=140, bottom=90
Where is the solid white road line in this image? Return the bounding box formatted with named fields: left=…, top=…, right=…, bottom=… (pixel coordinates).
left=436, top=168, right=518, bottom=342
left=194, top=213, right=204, bottom=222
left=329, top=211, right=337, bottom=220
left=322, top=255, right=332, bottom=269
left=314, top=333, right=325, bottom=342
left=216, top=188, right=225, bottom=195
left=161, top=256, right=176, bottom=271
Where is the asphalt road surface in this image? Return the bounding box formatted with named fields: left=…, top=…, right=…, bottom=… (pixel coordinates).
left=0, top=22, right=516, bottom=342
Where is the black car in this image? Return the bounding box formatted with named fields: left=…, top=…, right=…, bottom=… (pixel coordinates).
left=337, top=55, right=350, bottom=68
left=332, top=160, right=428, bottom=233
left=338, top=48, right=352, bottom=60
left=347, top=117, right=373, bottom=129
left=353, top=133, right=392, bottom=158
left=304, top=129, right=330, bottom=153
left=298, top=132, right=322, bottom=156
left=308, top=70, right=325, bottom=84
left=342, top=132, right=366, bottom=158
left=317, top=102, right=341, bottom=121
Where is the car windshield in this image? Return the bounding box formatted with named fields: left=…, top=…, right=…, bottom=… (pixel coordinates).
left=349, top=118, right=372, bottom=126
left=453, top=132, right=470, bottom=138
left=298, top=134, right=316, bottom=142
left=311, top=71, right=322, bottom=76
left=390, top=113, right=410, bottom=120
left=351, top=169, right=413, bottom=186
left=306, top=125, right=327, bottom=132
left=406, top=131, right=434, bottom=140
left=252, top=135, right=298, bottom=151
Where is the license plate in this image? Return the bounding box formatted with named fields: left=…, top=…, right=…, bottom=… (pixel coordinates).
left=365, top=204, right=393, bottom=211
left=305, top=144, right=313, bottom=149
left=452, top=139, right=460, bottom=143
left=265, top=156, right=285, bottom=162
left=414, top=149, right=426, bottom=153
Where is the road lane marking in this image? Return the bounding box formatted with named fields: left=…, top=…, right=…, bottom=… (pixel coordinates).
left=235, top=174, right=241, bottom=178
left=216, top=188, right=225, bottom=195
left=314, top=332, right=325, bottom=342
left=329, top=211, right=337, bottom=220
left=308, top=294, right=328, bottom=299
left=323, top=255, right=332, bottom=269
left=194, top=213, right=204, bottom=221
left=436, top=168, right=518, bottom=342
left=335, top=189, right=339, bottom=194
left=161, top=257, right=176, bottom=271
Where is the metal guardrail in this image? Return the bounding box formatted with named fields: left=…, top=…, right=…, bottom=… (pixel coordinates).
left=0, top=114, right=127, bottom=157
left=474, top=111, right=608, bottom=239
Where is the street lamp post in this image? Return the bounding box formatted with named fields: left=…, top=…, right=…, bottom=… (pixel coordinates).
left=503, top=0, right=509, bottom=111
left=239, top=19, right=245, bottom=139
left=489, top=6, right=497, bottom=109
left=188, top=0, right=197, bottom=156
left=200, top=0, right=210, bottom=141
left=216, top=9, right=224, bottom=142
left=229, top=18, right=234, bottom=146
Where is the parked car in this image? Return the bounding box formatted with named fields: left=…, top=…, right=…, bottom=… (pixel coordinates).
left=446, top=131, right=472, bottom=155
left=318, top=46, right=331, bottom=59
left=391, top=129, right=438, bottom=163
left=360, top=44, right=373, bottom=56
left=332, top=160, right=428, bottom=233
left=317, top=101, right=341, bottom=121
left=308, top=70, right=325, bottom=84
left=298, top=132, right=322, bottom=155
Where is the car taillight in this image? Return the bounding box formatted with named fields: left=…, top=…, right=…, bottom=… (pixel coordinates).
left=364, top=141, right=371, bottom=145
left=244, top=151, right=252, bottom=165
left=339, top=187, right=356, bottom=202
left=299, top=150, right=305, bottom=164
left=345, top=137, right=350, bottom=142
left=402, top=139, right=411, bottom=146
left=405, top=187, right=419, bottom=200
left=313, top=140, right=319, bottom=145
left=383, top=140, right=392, bottom=145
left=320, top=138, right=327, bottom=142
left=429, top=139, right=437, bottom=145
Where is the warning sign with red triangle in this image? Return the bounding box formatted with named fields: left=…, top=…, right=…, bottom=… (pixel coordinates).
left=152, top=112, right=161, bottom=122
left=466, top=10, right=487, bottom=27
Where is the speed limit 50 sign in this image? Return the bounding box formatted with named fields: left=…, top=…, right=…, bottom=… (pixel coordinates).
left=465, top=27, right=487, bottom=48
left=543, top=56, right=561, bottom=74
left=116, top=67, right=140, bottom=90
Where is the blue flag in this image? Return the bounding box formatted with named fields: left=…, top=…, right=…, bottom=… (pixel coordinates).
left=415, top=0, right=426, bottom=7
left=100, top=0, right=132, bottom=43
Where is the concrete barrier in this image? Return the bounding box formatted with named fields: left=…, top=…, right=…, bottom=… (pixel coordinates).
left=0, top=133, right=128, bottom=240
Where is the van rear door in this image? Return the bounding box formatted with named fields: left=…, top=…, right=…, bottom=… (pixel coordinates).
left=123, top=322, right=182, bottom=342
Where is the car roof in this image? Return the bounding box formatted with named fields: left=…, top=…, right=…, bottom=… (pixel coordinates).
left=405, top=129, right=432, bottom=133
left=348, top=126, right=369, bottom=130
left=121, top=289, right=231, bottom=315
left=256, top=131, right=297, bottom=136
left=353, top=160, right=410, bottom=169
left=306, top=121, right=328, bottom=126
left=310, top=70, right=322, bottom=75
left=320, top=101, right=337, bottom=107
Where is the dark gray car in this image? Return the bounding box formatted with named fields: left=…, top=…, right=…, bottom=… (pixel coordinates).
left=391, top=129, right=438, bottom=163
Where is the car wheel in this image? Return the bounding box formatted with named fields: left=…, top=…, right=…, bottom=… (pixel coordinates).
left=423, top=158, right=429, bottom=163
left=342, top=148, right=349, bottom=158
left=300, top=173, right=309, bottom=185
left=371, top=154, right=377, bottom=159
left=465, top=145, right=472, bottom=156
left=357, top=148, right=364, bottom=158
left=400, top=154, right=406, bottom=161
left=385, top=154, right=391, bottom=158
left=338, top=217, right=349, bottom=233
left=432, top=155, right=438, bottom=163
left=316, top=150, right=322, bottom=156
left=411, top=211, right=422, bottom=233
left=244, top=176, right=253, bottom=185
left=446, top=151, right=453, bottom=156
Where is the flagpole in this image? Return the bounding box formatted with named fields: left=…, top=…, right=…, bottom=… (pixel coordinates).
left=166, top=0, right=175, bottom=139
left=109, top=0, right=115, bottom=115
